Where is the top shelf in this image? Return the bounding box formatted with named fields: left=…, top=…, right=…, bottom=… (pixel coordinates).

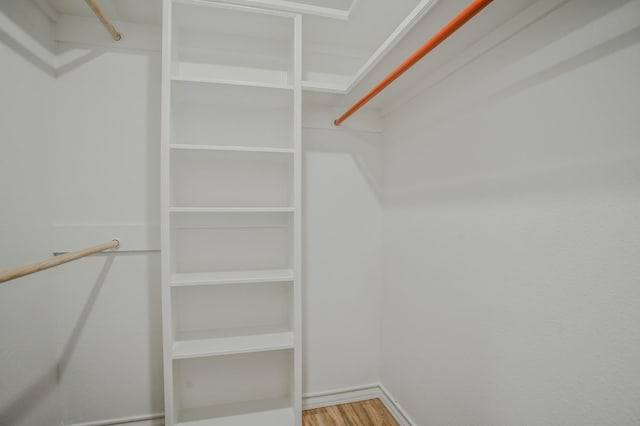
left=171, top=1, right=295, bottom=88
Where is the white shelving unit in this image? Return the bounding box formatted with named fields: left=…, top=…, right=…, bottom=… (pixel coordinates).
left=161, top=1, right=302, bottom=425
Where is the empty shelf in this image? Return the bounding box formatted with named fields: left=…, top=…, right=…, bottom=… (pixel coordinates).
left=172, top=331, right=294, bottom=359
left=176, top=409, right=293, bottom=426
left=171, top=269, right=294, bottom=286
left=176, top=400, right=293, bottom=426
left=170, top=144, right=294, bottom=154
left=171, top=68, right=293, bottom=91
left=169, top=207, right=294, bottom=213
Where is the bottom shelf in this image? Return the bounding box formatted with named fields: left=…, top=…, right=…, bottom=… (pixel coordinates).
left=177, top=398, right=294, bottom=426
left=174, top=351, right=294, bottom=425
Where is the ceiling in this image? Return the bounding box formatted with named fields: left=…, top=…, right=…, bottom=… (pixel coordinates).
left=302, top=0, right=423, bottom=51
left=47, top=0, right=162, bottom=25
left=46, top=0, right=357, bottom=23
left=46, top=0, right=424, bottom=56
left=341, top=0, right=540, bottom=109
left=45, top=0, right=597, bottom=113
left=302, top=0, right=540, bottom=109
left=341, top=0, right=631, bottom=114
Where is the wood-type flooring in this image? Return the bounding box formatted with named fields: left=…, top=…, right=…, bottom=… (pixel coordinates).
left=303, top=398, right=399, bottom=426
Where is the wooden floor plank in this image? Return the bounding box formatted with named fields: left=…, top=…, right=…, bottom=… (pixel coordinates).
left=303, top=398, right=399, bottom=426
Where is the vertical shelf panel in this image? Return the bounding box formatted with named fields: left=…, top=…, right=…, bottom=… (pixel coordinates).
left=292, top=14, right=303, bottom=426
left=172, top=1, right=294, bottom=87
left=161, top=0, right=176, bottom=423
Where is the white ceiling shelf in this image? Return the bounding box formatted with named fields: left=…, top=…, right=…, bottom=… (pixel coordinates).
left=172, top=331, right=294, bottom=359
left=302, top=80, right=348, bottom=94
left=171, top=269, right=294, bottom=287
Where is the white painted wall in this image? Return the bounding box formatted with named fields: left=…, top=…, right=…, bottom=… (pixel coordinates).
left=0, top=41, right=61, bottom=426
left=1, top=12, right=386, bottom=423
left=48, top=73, right=386, bottom=422
left=302, top=107, right=383, bottom=395
left=52, top=49, right=163, bottom=425
left=381, top=1, right=640, bottom=424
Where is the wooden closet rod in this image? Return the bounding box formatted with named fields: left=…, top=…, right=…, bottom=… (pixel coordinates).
left=0, top=240, right=120, bottom=284
left=85, top=0, right=122, bottom=41
left=333, top=0, right=494, bottom=126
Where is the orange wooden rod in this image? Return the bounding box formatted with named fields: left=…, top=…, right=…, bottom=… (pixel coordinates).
left=334, top=0, right=494, bottom=126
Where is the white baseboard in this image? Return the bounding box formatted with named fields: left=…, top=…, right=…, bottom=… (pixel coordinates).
left=378, top=383, right=416, bottom=426
left=302, top=383, right=381, bottom=410
left=67, top=383, right=414, bottom=426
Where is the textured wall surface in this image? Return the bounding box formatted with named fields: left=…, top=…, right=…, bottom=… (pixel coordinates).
left=52, top=50, right=164, bottom=425
left=381, top=1, right=640, bottom=424
left=0, top=41, right=61, bottom=426
left=303, top=108, right=384, bottom=395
